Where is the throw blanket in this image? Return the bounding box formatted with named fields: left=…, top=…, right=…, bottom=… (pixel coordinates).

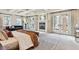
left=12, top=31, right=33, bottom=50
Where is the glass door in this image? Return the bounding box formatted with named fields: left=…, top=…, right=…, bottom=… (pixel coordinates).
left=53, top=15, right=61, bottom=33
left=53, top=14, right=72, bottom=35
left=61, top=15, right=71, bottom=35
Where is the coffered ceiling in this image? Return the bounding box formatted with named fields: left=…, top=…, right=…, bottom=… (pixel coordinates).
left=0, top=9, right=67, bottom=16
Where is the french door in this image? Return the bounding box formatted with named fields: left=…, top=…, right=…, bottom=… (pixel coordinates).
left=53, top=14, right=72, bottom=35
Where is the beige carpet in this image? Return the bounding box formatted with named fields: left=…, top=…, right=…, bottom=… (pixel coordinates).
left=33, top=32, right=79, bottom=50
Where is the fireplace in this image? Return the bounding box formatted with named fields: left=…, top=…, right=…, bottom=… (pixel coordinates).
left=39, top=22, right=45, bottom=30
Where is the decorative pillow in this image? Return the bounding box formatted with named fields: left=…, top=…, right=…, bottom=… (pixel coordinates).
left=0, top=31, right=7, bottom=41
left=1, top=30, right=8, bottom=40
left=4, top=30, right=13, bottom=37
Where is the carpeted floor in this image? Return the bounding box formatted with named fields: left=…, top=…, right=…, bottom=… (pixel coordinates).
left=33, top=32, right=79, bottom=50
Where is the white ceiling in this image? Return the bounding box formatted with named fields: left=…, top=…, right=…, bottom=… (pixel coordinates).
left=0, top=9, right=67, bottom=16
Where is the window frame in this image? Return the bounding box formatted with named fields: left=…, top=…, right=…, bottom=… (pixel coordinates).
left=16, top=16, right=23, bottom=26
left=3, top=15, right=12, bottom=26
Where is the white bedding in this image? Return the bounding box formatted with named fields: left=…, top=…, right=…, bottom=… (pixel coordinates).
left=12, top=31, right=33, bottom=50
left=0, top=38, right=18, bottom=50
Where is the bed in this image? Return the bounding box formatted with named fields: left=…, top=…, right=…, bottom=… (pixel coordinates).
left=16, top=29, right=39, bottom=47
left=0, top=30, right=39, bottom=50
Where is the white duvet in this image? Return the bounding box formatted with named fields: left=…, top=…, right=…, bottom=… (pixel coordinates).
left=0, top=31, right=33, bottom=50
left=12, top=31, right=33, bottom=50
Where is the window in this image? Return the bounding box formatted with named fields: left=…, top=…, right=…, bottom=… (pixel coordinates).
left=24, top=16, right=35, bottom=31
left=3, top=15, right=11, bottom=26
left=53, top=16, right=60, bottom=30
left=29, top=16, right=35, bottom=30
left=40, top=16, right=46, bottom=22
left=16, top=16, right=22, bottom=25
left=30, top=16, right=35, bottom=28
